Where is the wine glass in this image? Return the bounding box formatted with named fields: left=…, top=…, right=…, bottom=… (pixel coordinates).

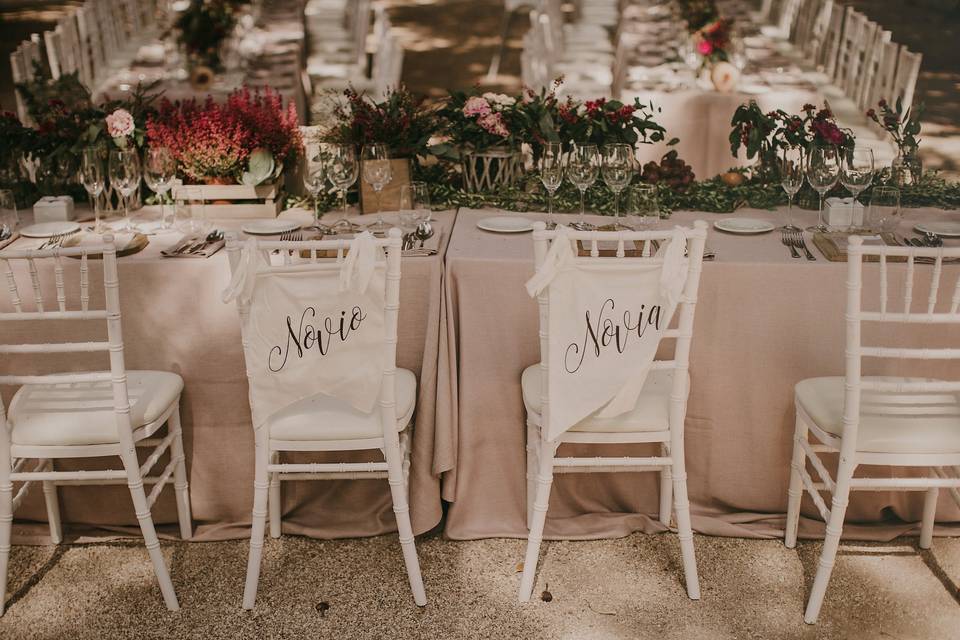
left=626, top=184, right=660, bottom=232
left=567, top=143, right=600, bottom=230
left=303, top=153, right=327, bottom=229
left=841, top=146, right=874, bottom=229
left=108, top=148, right=141, bottom=232
left=0, top=188, right=18, bottom=238
left=327, top=143, right=359, bottom=220
left=400, top=181, right=431, bottom=220
left=869, top=186, right=901, bottom=233
left=805, top=144, right=840, bottom=232
left=80, top=147, right=106, bottom=233
left=144, top=147, right=176, bottom=230
left=539, top=142, right=564, bottom=229
left=780, top=145, right=805, bottom=231
left=361, top=143, right=392, bottom=233
left=601, top=143, right=635, bottom=229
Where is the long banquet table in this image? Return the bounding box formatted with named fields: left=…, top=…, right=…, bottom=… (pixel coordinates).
left=438, top=207, right=960, bottom=541
left=3, top=209, right=453, bottom=543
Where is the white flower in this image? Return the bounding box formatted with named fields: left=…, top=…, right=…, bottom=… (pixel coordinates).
left=105, top=108, right=135, bottom=138
left=482, top=92, right=516, bottom=107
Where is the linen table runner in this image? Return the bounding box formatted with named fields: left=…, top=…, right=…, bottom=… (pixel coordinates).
left=223, top=233, right=386, bottom=429
left=526, top=226, right=689, bottom=440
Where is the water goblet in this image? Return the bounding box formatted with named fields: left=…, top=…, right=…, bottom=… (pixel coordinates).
left=303, top=154, right=327, bottom=229
left=567, top=143, right=600, bottom=230
left=108, top=148, right=141, bottom=232
left=361, top=143, right=392, bottom=233
left=601, top=143, right=635, bottom=229
left=144, top=146, right=177, bottom=230
left=80, top=147, right=106, bottom=233
left=841, top=146, right=875, bottom=229
left=805, top=144, right=840, bottom=232
left=539, top=142, right=564, bottom=228
left=780, top=145, right=805, bottom=231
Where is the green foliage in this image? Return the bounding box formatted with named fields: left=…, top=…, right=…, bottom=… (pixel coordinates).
left=322, top=87, right=438, bottom=159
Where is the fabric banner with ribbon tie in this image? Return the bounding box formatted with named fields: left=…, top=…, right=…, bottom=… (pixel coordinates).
left=525, top=226, right=690, bottom=441
left=222, top=232, right=387, bottom=430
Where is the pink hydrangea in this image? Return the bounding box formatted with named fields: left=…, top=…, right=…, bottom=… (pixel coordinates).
left=463, top=96, right=492, bottom=117
left=477, top=112, right=509, bottom=137
left=106, top=108, right=135, bottom=138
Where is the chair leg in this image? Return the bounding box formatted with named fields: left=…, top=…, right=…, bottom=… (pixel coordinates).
left=0, top=450, right=12, bottom=617
left=242, top=428, right=270, bottom=610
left=785, top=413, right=809, bottom=549
left=41, top=460, right=62, bottom=544
left=920, top=487, right=938, bottom=550
left=269, top=451, right=281, bottom=539
left=525, top=420, right=538, bottom=529
left=672, top=459, right=700, bottom=600
left=384, top=430, right=427, bottom=606
left=518, top=438, right=556, bottom=602
left=659, top=442, right=673, bottom=527
left=119, top=446, right=179, bottom=611
left=804, top=459, right=855, bottom=624
left=168, top=407, right=193, bottom=541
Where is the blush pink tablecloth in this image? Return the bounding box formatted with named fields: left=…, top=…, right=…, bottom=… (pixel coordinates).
left=437, top=207, right=960, bottom=541
left=2, top=209, right=453, bottom=544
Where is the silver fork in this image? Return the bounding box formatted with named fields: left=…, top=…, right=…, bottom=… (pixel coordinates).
left=780, top=229, right=800, bottom=259
left=790, top=231, right=816, bottom=261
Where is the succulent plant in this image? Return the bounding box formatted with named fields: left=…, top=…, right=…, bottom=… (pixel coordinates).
left=241, top=147, right=276, bottom=186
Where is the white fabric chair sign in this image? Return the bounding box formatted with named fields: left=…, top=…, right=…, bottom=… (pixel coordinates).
left=223, top=229, right=427, bottom=610
left=517, top=221, right=708, bottom=604
left=785, top=236, right=960, bottom=624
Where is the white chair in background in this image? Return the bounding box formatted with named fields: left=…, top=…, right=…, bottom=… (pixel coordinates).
left=817, top=1, right=845, bottom=80
left=785, top=237, right=960, bottom=624
left=0, top=238, right=192, bottom=615
left=224, top=230, right=426, bottom=610
left=893, top=47, right=923, bottom=116
left=518, top=221, right=708, bottom=602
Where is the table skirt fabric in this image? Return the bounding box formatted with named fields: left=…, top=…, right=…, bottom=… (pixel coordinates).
left=437, top=208, right=960, bottom=542
left=3, top=210, right=455, bottom=544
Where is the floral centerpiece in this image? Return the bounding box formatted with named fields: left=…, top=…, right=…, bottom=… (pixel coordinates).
left=323, top=87, right=437, bottom=160
left=175, top=0, right=247, bottom=71
left=730, top=101, right=854, bottom=179
left=867, top=97, right=923, bottom=184
left=147, top=87, right=301, bottom=186
left=556, top=95, right=669, bottom=147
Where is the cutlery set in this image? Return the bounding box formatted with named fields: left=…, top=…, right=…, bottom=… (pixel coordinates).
left=780, top=229, right=816, bottom=260
left=166, top=229, right=224, bottom=256
left=37, top=231, right=79, bottom=250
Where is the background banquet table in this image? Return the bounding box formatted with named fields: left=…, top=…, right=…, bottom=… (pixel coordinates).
left=1, top=208, right=453, bottom=543
left=438, top=207, right=960, bottom=541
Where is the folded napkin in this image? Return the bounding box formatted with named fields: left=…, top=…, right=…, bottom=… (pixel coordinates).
left=63, top=231, right=137, bottom=251
left=161, top=235, right=225, bottom=258
left=134, top=43, right=167, bottom=65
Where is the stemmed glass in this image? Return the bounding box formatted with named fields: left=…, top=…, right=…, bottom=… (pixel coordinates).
left=399, top=181, right=431, bottom=244
left=80, top=147, right=106, bottom=233
left=539, top=142, right=564, bottom=229
left=870, top=186, right=901, bottom=233
left=780, top=145, right=805, bottom=231
left=841, top=146, right=875, bottom=229
left=0, top=189, right=18, bottom=238
left=108, top=148, right=141, bottom=232
left=568, top=143, right=600, bottom=230
left=601, top=143, right=634, bottom=229
left=303, top=153, right=327, bottom=229
left=144, top=147, right=176, bottom=230
left=327, top=143, right=359, bottom=220
left=361, top=143, right=392, bottom=233
left=805, top=144, right=840, bottom=232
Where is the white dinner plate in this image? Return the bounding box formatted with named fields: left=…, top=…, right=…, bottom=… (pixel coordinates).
left=19, top=221, right=82, bottom=238
left=476, top=216, right=534, bottom=234
left=914, top=221, right=960, bottom=238
left=713, top=218, right=776, bottom=235
left=241, top=219, right=301, bottom=236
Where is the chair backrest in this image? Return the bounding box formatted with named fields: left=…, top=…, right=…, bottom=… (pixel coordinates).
left=529, top=222, right=708, bottom=440
left=853, top=27, right=890, bottom=109
left=893, top=47, right=923, bottom=116
left=867, top=40, right=900, bottom=113
left=77, top=4, right=106, bottom=90
left=0, top=239, right=137, bottom=443
left=224, top=231, right=404, bottom=435
left=839, top=237, right=960, bottom=453
left=833, top=7, right=866, bottom=88
left=818, top=0, right=844, bottom=78
left=777, top=0, right=804, bottom=38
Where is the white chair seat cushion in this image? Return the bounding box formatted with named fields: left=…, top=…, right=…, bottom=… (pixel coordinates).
left=795, top=376, right=960, bottom=454
left=521, top=364, right=684, bottom=433
left=267, top=369, right=416, bottom=441
left=9, top=371, right=183, bottom=447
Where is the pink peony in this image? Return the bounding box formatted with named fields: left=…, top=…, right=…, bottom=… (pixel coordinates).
left=463, top=96, right=492, bottom=117
left=106, top=108, right=135, bottom=138
left=697, top=40, right=713, bottom=56
left=477, top=112, right=509, bottom=137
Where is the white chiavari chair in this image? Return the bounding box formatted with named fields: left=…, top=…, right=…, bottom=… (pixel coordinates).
left=785, top=237, right=960, bottom=624
left=518, top=221, right=708, bottom=602
left=57, top=14, right=83, bottom=81
left=790, top=0, right=820, bottom=48
left=77, top=4, right=106, bottom=91
left=0, top=237, right=192, bottom=615
left=9, top=45, right=31, bottom=123
left=893, top=47, right=923, bottom=116
left=854, top=29, right=891, bottom=111
left=868, top=40, right=900, bottom=113
left=42, top=28, right=63, bottom=80
left=818, top=0, right=844, bottom=80
left=224, top=230, right=427, bottom=610
left=832, top=7, right=866, bottom=93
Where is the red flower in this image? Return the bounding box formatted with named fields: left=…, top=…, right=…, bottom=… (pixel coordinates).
left=878, top=98, right=888, bottom=108
left=585, top=98, right=606, bottom=117
left=697, top=40, right=714, bottom=55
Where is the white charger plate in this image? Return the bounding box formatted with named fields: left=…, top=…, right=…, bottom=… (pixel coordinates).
left=19, top=221, right=81, bottom=238
left=241, top=219, right=301, bottom=236
left=476, top=216, right=534, bottom=234
left=713, top=218, right=776, bottom=235
left=914, top=221, right=960, bottom=238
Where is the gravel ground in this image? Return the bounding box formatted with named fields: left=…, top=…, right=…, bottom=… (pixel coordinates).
left=1, top=532, right=958, bottom=639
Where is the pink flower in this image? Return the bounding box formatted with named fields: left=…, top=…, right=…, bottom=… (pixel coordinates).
left=477, top=112, right=509, bottom=137
left=697, top=40, right=713, bottom=56
left=106, top=108, right=135, bottom=138
left=463, top=96, right=492, bottom=117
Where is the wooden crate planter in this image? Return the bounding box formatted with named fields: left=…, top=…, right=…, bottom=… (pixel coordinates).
left=171, top=179, right=283, bottom=218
